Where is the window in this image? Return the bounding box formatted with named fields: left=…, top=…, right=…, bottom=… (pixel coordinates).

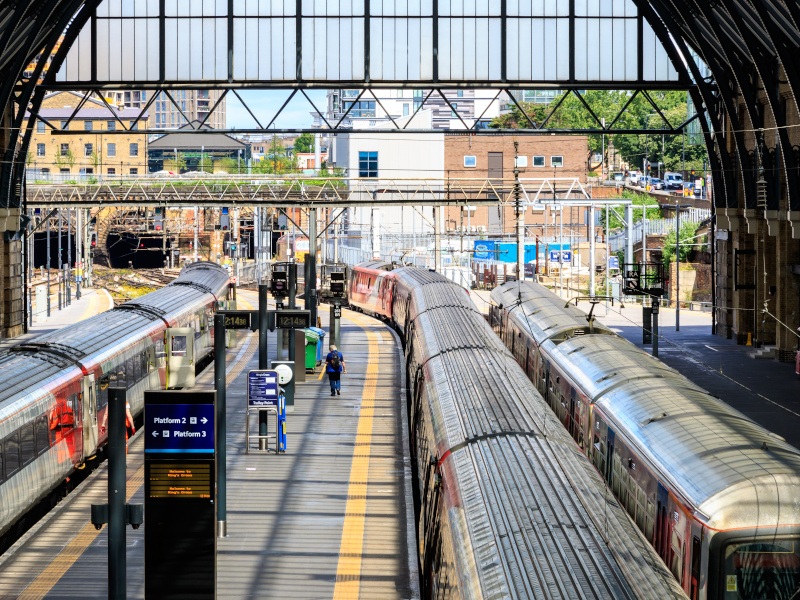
left=450, top=102, right=458, bottom=118
left=551, top=155, right=564, bottom=168
left=130, top=121, right=139, bottom=130
left=533, top=155, right=545, bottom=167
left=84, top=120, right=93, bottom=131
left=107, top=120, right=116, bottom=131
left=358, top=151, right=378, bottom=178
left=403, top=103, right=409, bottom=116
left=456, top=90, right=464, bottom=97
left=129, top=143, right=138, bottom=157
left=36, top=143, right=45, bottom=157
left=60, top=120, right=68, bottom=131
left=130, top=168, right=138, bottom=175
left=60, top=143, right=69, bottom=156
left=37, top=121, right=45, bottom=133
left=107, top=143, right=116, bottom=157
left=107, top=167, right=116, bottom=175
left=343, top=101, right=375, bottom=118
left=464, top=155, right=477, bottom=168
left=84, top=143, right=93, bottom=157
left=3, top=431, right=20, bottom=479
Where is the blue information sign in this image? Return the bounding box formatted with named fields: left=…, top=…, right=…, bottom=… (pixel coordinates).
left=608, top=256, right=620, bottom=269
left=145, top=403, right=215, bottom=454
left=248, top=370, right=279, bottom=407
left=549, top=250, right=572, bottom=262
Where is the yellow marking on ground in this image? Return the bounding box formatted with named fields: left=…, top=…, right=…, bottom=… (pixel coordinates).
left=18, top=466, right=144, bottom=599
left=333, top=320, right=380, bottom=600
left=318, top=366, right=325, bottom=380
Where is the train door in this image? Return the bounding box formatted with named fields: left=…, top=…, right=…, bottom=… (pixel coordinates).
left=165, top=328, right=195, bottom=389
left=656, top=482, right=670, bottom=562
left=605, top=427, right=616, bottom=484
left=81, top=374, right=98, bottom=458
left=568, top=389, right=579, bottom=442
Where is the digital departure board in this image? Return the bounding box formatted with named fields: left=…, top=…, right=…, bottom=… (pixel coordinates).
left=148, top=463, right=212, bottom=499
left=275, top=309, right=310, bottom=329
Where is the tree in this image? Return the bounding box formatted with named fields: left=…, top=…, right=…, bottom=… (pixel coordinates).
left=294, top=133, right=314, bottom=154
left=198, top=154, right=213, bottom=172
left=54, top=147, right=76, bottom=169
left=662, top=220, right=701, bottom=268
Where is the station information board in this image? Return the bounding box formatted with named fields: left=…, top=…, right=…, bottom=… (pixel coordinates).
left=148, top=462, right=212, bottom=499
left=248, top=370, right=279, bottom=408
left=144, top=390, right=216, bottom=600
left=275, top=309, right=310, bottom=329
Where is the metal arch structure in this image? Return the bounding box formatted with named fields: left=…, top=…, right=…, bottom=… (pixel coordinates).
left=0, top=0, right=798, bottom=347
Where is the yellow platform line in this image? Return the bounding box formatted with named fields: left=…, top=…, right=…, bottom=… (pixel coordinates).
left=333, top=321, right=379, bottom=600
left=19, top=466, right=144, bottom=600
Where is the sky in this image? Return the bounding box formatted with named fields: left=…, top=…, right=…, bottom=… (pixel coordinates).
left=226, top=89, right=327, bottom=130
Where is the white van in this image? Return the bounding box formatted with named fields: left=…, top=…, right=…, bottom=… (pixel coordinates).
left=664, top=172, right=683, bottom=190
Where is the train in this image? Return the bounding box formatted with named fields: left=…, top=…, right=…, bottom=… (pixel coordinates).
left=0, top=261, right=230, bottom=543
left=490, top=279, right=800, bottom=600
left=348, top=261, right=687, bottom=599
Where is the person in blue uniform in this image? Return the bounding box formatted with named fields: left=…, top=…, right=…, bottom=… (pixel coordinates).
left=325, top=344, right=346, bottom=396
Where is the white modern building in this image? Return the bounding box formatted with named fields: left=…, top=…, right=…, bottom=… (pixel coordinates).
left=328, top=112, right=445, bottom=260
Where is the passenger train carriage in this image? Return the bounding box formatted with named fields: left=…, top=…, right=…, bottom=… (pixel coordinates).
left=351, top=262, right=686, bottom=599
left=0, top=262, right=229, bottom=541
left=491, top=279, right=800, bottom=600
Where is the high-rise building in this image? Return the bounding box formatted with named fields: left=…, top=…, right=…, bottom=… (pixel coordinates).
left=320, top=89, right=501, bottom=130
left=106, top=89, right=226, bottom=130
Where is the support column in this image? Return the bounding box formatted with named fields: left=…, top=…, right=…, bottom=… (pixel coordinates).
left=0, top=230, right=24, bottom=338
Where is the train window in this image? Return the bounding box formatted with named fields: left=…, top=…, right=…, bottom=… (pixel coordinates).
left=132, top=354, right=142, bottom=382
left=636, top=487, right=647, bottom=532
left=35, top=414, right=49, bottom=456
left=0, top=446, right=4, bottom=482
left=171, top=335, right=188, bottom=357
left=126, top=358, right=136, bottom=386
left=98, top=374, right=110, bottom=409
left=671, top=530, right=685, bottom=582
left=3, top=431, right=20, bottom=479
left=645, top=501, right=656, bottom=542
left=116, top=363, right=126, bottom=389
left=20, top=423, right=35, bottom=466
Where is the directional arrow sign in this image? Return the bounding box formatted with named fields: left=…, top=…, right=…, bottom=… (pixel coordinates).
left=145, top=403, right=215, bottom=454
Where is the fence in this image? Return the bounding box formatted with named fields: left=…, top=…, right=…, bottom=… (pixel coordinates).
left=608, top=209, right=711, bottom=253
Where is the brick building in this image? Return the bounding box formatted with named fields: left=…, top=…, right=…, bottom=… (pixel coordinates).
left=443, top=134, right=589, bottom=237
left=28, top=91, right=149, bottom=180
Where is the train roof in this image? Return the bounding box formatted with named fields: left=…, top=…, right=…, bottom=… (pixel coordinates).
left=492, top=280, right=615, bottom=343
left=353, top=260, right=395, bottom=272
left=552, top=335, right=800, bottom=531
left=408, top=279, right=686, bottom=598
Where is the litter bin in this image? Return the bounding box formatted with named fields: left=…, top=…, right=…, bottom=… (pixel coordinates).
left=308, top=327, right=326, bottom=365
left=303, top=328, right=321, bottom=372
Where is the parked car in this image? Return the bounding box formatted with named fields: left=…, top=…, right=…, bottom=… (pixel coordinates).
left=649, top=178, right=665, bottom=190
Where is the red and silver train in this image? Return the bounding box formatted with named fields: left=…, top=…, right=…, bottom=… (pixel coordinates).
left=349, top=262, right=687, bottom=599
left=490, top=279, right=800, bottom=600
left=0, top=262, right=230, bottom=542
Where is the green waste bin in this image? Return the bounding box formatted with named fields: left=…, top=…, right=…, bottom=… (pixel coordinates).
left=304, top=328, right=321, bottom=372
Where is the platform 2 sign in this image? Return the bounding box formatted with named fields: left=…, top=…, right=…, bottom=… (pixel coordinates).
left=144, top=390, right=216, bottom=600
left=248, top=370, right=279, bottom=407
left=144, top=403, right=214, bottom=453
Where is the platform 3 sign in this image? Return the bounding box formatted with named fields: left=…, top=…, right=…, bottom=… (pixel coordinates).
left=145, top=403, right=215, bottom=453
left=144, top=390, right=216, bottom=600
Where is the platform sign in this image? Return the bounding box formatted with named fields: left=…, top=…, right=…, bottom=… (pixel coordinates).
left=549, top=250, right=572, bottom=262
left=144, top=390, right=216, bottom=600
left=248, top=370, right=279, bottom=407
left=274, top=309, right=310, bottom=329
left=218, top=310, right=254, bottom=330
left=144, top=403, right=215, bottom=454
left=608, top=256, right=620, bottom=270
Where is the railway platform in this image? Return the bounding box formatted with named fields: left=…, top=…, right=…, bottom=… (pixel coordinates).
left=0, top=296, right=418, bottom=599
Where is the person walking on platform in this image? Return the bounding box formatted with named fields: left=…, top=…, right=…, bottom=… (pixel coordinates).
left=325, top=344, right=346, bottom=396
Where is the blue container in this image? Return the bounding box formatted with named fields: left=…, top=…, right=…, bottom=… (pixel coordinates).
left=307, top=327, right=326, bottom=364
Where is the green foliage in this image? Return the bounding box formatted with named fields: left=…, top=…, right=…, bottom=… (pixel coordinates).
left=217, top=157, right=240, bottom=173
left=54, top=148, right=76, bottom=169
left=197, top=154, right=213, bottom=172
left=294, top=133, right=314, bottom=154
left=490, top=90, right=710, bottom=172
left=661, top=220, right=700, bottom=267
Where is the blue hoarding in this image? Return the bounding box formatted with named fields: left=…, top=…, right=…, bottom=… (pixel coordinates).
left=145, top=403, right=215, bottom=454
